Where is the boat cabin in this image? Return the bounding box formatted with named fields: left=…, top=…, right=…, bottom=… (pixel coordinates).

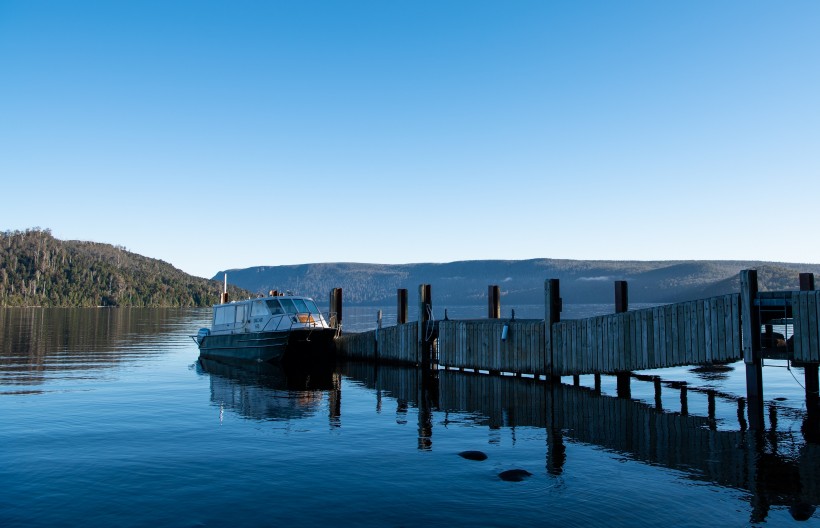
left=211, top=296, right=330, bottom=336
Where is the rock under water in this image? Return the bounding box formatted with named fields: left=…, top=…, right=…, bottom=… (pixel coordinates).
left=499, top=469, right=532, bottom=482
left=458, top=450, right=488, bottom=461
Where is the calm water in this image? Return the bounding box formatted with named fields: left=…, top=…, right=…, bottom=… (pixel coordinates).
left=1, top=307, right=819, bottom=527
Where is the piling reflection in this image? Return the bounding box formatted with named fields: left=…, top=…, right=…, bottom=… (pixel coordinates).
left=197, top=358, right=341, bottom=423
left=340, top=361, right=820, bottom=523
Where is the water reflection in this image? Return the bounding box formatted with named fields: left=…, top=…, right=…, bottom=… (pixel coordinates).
left=340, top=361, right=820, bottom=523
left=197, top=358, right=341, bottom=424
left=0, top=307, right=209, bottom=392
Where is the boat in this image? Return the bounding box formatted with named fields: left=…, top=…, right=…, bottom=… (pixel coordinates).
left=193, top=282, right=338, bottom=365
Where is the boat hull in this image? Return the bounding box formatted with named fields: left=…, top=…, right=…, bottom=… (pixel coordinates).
left=198, top=327, right=337, bottom=365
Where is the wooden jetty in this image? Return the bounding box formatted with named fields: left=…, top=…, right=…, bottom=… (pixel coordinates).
left=334, top=270, right=820, bottom=429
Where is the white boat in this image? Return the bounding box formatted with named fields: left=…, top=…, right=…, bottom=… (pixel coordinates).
left=194, top=289, right=338, bottom=365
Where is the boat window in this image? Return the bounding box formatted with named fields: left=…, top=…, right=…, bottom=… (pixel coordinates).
left=251, top=301, right=268, bottom=317
left=304, top=299, right=320, bottom=314
left=235, top=304, right=246, bottom=323
left=278, top=298, right=298, bottom=314
left=214, top=305, right=235, bottom=325
left=265, top=299, right=285, bottom=315
left=293, top=299, right=309, bottom=313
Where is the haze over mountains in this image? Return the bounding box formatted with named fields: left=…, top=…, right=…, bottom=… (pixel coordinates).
left=215, top=259, right=820, bottom=307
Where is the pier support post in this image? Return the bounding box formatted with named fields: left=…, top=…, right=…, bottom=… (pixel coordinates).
left=614, top=281, right=631, bottom=399
left=488, top=285, right=500, bottom=319
left=544, top=279, right=561, bottom=382
left=654, top=377, right=662, bottom=410
left=397, top=288, right=408, bottom=325
left=741, top=270, right=764, bottom=430
left=329, top=288, right=343, bottom=330
left=418, top=284, right=433, bottom=368
left=800, top=274, right=819, bottom=409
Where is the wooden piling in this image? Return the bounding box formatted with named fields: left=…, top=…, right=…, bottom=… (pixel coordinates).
left=329, top=288, right=343, bottom=330
left=488, top=285, right=500, bottom=319
left=418, top=284, right=432, bottom=368
left=653, top=377, right=663, bottom=410
left=615, top=281, right=631, bottom=396
left=741, top=270, right=764, bottom=430
left=397, top=288, right=408, bottom=325
left=544, top=279, right=561, bottom=381
left=800, top=274, right=819, bottom=402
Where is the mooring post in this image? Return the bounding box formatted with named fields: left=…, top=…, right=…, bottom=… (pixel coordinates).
left=614, top=281, right=631, bottom=399
left=488, top=285, right=500, bottom=319
left=329, top=288, right=343, bottom=330
left=418, top=284, right=433, bottom=368
left=741, top=269, right=764, bottom=430
left=397, top=288, right=408, bottom=325
left=544, top=279, right=561, bottom=382
left=800, top=273, right=819, bottom=405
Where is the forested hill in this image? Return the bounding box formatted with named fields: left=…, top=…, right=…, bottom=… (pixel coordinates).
left=1, top=229, right=248, bottom=307
left=216, top=259, right=820, bottom=306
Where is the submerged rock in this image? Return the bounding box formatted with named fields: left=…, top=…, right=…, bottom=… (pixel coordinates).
left=789, top=503, right=816, bottom=521
left=499, top=469, right=532, bottom=482
left=458, top=450, right=488, bottom=461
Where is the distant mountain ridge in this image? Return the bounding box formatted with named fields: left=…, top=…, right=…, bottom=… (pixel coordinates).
left=1, top=229, right=248, bottom=307
left=216, top=259, right=820, bottom=306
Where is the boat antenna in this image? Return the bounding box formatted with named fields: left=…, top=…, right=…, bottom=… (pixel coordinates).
left=221, top=273, right=229, bottom=304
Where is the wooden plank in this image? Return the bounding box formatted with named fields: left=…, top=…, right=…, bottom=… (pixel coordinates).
left=683, top=302, right=693, bottom=365
left=619, top=313, right=627, bottom=371
left=677, top=303, right=686, bottom=365
left=731, top=294, right=741, bottom=361
left=670, top=304, right=680, bottom=366
left=598, top=316, right=605, bottom=373
left=639, top=310, right=647, bottom=370
left=666, top=305, right=674, bottom=366
left=657, top=307, right=666, bottom=369
left=696, top=300, right=706, bottom=365
left=647, top=308, right=657, bottom=369
left=799, top=291, right=811, bottom=360
left=709, top=297, right=720, bottom=361
left=634, top=311, right=642, bottom=369
left=704, top=299, right=712, bottom=364
left=717, top=296, right=727, bottom=361
left=809, top=292, right=820, bottom=363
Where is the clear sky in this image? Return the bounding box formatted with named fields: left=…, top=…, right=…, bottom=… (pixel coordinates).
left=2, top=1, right=818, bottom=279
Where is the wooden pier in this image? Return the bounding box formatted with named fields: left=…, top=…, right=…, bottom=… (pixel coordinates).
left=334, top=270, right=820, bottom=428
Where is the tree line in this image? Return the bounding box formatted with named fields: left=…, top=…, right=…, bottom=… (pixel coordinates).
left=0, top=228, right=247, bottom=307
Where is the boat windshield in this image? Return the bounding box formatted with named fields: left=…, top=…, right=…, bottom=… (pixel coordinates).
left=304, top=299, right=321, bottom=314
left=265, top=299, right=285, bottom=315
left=292, top=299, right=309, bottom=313
left=278, top=298, right=298, bottom=314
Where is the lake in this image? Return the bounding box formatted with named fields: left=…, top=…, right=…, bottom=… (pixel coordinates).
left=1, top=307, right=818, bottom=527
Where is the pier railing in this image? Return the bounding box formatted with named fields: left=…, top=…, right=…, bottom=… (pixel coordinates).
left=552, top=295, right=741, bottom=376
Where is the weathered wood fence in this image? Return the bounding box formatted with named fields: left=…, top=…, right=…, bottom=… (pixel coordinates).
left=551, top=295, right=741, bottom=376
left=336, top=291, right=747, bottom=377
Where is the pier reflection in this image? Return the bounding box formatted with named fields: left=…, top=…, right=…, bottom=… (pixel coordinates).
left=340, top=361, right=820, bottom=523
left=197, top=358, right=341, bottom=424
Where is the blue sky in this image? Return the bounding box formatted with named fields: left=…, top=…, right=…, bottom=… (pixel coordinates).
left=2, top=1, right=818, bottom=278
